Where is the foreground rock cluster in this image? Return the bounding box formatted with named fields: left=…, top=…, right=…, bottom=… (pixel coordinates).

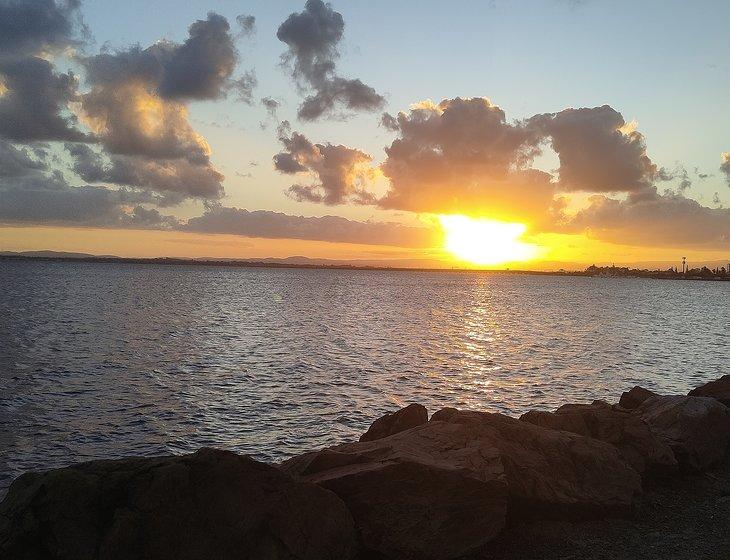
left=2, top=375, right=729, bottom=559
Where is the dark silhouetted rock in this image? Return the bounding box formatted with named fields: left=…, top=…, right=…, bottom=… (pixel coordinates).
left=284, top=422, right=508, bottom=560
left=688, top=375, right=730, bottom=407
left=429, top=409, right=642, bottom=519
left=619, top=386, right=658, bottom=410
left=359, top=403, right=428, bottom=442
left=636, top=395, right=730, bottom=471
left=521, top=401, right=677, bottom=475
left=0, top=448, right=358, bottom=560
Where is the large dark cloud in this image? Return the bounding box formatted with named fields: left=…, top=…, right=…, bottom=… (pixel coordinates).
left=0, top=56, right=86, bottom=142
left=529, top=105, right=657, bottom=193
left=0, top=1, right=88, bottom=142
left=274, top=123, right=375, bottom=204
left=277, top=0, right=384, bottom=120
left=0, top=0, right=85, bottom=58
left=183, top=205, right=436, bottom=248
left=378, top=97, right=554, bottom=223
left=568, top=188, right=730, bottom=249
left=71, top=12, right=253, bottom=201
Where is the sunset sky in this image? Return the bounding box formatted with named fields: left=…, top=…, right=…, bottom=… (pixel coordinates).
left=1, top=0, right=728, bottom=268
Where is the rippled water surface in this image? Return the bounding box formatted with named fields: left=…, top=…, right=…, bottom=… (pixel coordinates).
left=1, top=259, right=728, bottom=495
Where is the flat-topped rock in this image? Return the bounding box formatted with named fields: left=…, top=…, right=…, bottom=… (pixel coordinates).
left=521, top=401, right=677, bottom=475
left=688, top=375, right=730, bottom=407
left=359, top=403, right=428, bottom=442
left=284, top=421, right=508, bottom=560
left=636, top=395, right=730, bottom=471
left=0, top=448, right=358, bottom=560
left=429, top=409, right=642, bottom=519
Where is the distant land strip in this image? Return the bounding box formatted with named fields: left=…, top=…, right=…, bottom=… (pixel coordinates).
left=1, top=253, right=728, bottom=281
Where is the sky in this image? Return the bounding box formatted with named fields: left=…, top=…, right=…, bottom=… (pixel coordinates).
left=0, top=0, right=728, bottom=268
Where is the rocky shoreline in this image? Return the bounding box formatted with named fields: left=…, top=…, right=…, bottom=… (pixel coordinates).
left=2, top=376, right=729, bottom=559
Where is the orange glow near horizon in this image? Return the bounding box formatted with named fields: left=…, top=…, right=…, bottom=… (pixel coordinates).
left=438, top=215, right=541, bottom=266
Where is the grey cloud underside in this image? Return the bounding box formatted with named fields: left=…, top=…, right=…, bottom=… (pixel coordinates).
left=0, top=0, right=85, bottom=58
left=277, top=0, right=384, bottom=120
left=0, top=139, right=177, bottom=227
left=65, top=144, right=223, bottom=201
left=568, top=188, right=730, bottom=248
left=236, top=15, right=256, bottom=36
left=183, top=206, right=436, bottom=248
left=0, top=55, right=86, bottom=142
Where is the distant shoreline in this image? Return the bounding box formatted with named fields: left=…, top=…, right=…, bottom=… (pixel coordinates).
left=2, top=253, right=728, bottom=281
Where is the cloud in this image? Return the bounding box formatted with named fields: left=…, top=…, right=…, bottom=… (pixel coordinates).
left=0, top=0, right=86, bottom=58
left=157, top=13, right=238, bottom=101
left=568, top=188, right=730, bottom=248
left=183, top=206, right=436, bottom=248
left=378, top=97, right=553, bottom=223
left=0, top=139, right=177, bottom=227
left=721, top=152, right=730, bottom=186
left=236, top=15, right=256, bottom=37
left=73, top=13, right=248, bottom=200
left=277, top=0, right=384, bottom=120
left=261, top=96, right=280, bottom=116
left=528, top=105, right=656, bottom=193
left=274, top=123, right=376, bottom=204
left=65, top=143, right=223, bottom=201
left=230, top=70, right=257, bottom=104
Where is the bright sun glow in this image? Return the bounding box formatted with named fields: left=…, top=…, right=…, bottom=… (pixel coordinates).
left=438, top=215, right=541, bottom=266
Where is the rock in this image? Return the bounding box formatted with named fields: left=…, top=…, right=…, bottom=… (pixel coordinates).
left=430, top=409, right=642, bottom=519
left=619, top=386, right=658, bottom=410
left=636, top=395, right=730, bottom=471
left=359, top=403, right=428, bottom=442
left=521, top=401, right=677, bottom=475
left=283, top=422, right=508, bottom=560
left=0, top=448, right=358, bottom=560
left=688, top=375, right=730, bottom=407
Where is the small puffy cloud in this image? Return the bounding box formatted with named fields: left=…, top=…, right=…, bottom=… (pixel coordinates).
left=277, top=0, right=384, bottom=120
left=568, top=188, right=730, bottom=248
left=528, top=105, right=656, bottom=193
left=721, top=152, right=730, bottom=186
left=274, top=123, right=376, bottom=204
left=183, top=205, right=437, bottom=248
left=236, top=15, right=256, bottom=36
left=231, top=70, right=257, bottom=104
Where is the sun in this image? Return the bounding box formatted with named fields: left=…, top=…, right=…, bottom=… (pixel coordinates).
left=438, top=215, right=541, bottom=266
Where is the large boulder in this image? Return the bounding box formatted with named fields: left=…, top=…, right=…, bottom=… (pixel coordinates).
left=430, top=409, right=642, bottom=519
left=521, top=401, right=677, bottom=475
left=618, top=386, right=658, bottom=410
left=688, top=375, right=730, bottom=407
left=0, top=448, right=358, bottom=560
left=359, top=403, right=428, bottom=442
left=283, top=422, right=508, bottom=560
left=636, top=395, right=730, bottom=471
